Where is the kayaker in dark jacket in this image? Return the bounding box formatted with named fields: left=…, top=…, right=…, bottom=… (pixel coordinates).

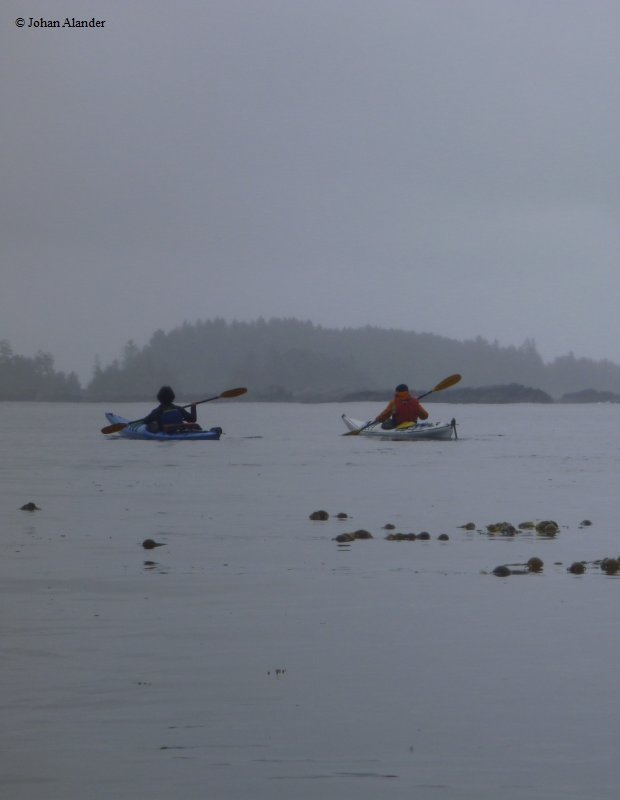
left=143, top=386, right=201, bottom=434
left=373, top=384, right=429, bottom=430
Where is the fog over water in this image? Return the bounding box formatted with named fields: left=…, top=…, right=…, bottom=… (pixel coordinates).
left=3, top=1, right=620, bottom=380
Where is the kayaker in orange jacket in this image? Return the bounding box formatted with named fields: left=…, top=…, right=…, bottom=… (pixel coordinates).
left=373, top=384, right=429, bottom=430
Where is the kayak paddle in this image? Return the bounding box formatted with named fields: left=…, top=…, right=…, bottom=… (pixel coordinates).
left=100, top=386, right=247, bottom=434
left=342, top=373, right=461, bottom=436
left=416, top=373, right=461, bottom=401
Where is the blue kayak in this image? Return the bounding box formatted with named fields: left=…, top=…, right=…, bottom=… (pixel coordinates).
left=104, top=413, right=222, bottom=441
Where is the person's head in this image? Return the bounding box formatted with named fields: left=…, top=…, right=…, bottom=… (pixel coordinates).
left=395, top=383, right=409, bottom=395
left=157, top=385, right=175, bottom=404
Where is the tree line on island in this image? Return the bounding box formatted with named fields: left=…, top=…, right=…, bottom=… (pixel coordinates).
left=3, top=318, right=620, bottom=403
left=0, top=341, right=81, bottom=401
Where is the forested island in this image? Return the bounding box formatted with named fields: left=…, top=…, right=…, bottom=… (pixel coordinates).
left=0, top=341, right=81, bottom=400
left=4, top=318, right=620, bottom=403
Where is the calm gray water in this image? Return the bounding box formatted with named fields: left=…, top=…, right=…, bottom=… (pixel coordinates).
left=2, top=400, right=620, bottom=799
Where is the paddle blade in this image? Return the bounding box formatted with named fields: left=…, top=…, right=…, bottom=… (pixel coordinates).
left=431, top=373, right=461, bottom=393
left=342, top=420, right=374, bottom=436
left=218, top=387, right=247, bottom=399
left=101, top=422, right=127, bottom=434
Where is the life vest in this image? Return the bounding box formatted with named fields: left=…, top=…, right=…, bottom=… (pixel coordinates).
left=392, top=392, right=422, bottom=424
left=159, top=405, right=184, bottom=429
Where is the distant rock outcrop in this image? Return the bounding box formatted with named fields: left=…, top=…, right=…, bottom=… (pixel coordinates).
left=440, top=383, right=554, bottom=404
left=559, top=389, right=620, bottom=403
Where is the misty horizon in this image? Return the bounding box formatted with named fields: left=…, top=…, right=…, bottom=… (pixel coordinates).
left=4, top=2, right=620, bottom=381
left=5, top=317, right=620, bottom=403
left=6, top=314, right=620, bottom=385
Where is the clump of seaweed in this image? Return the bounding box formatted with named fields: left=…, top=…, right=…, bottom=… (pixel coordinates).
left=480, top=519, right=563, bottom=538
left=142, top=539, right=166, bottom=549
left=491, top=557, right=544, bottom=577
left=486, top=522, right=517, bottom=536
left=600, top=558, right=620, bottom=575
left=333, top=529, right=373, bottom=543
left=535, top=520, right=559, bottom=537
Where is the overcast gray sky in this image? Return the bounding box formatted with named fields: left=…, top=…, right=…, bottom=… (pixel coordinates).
left=3, top=0, right=620, bottom=381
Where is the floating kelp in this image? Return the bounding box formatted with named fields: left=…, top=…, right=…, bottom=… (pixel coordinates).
left=459, top=522, right=476, bottom=530
left=535, top=520, right=559, bottom=537
left=492, top=558, right=542, bottom=576
left=562, top=558, right=620, bottom=575
left=482, top=519, right=561, bottom=537
left=309, top=510, right=329, bottom=521
left=383, top=531, right=435, bottom=541
left=333, top=533, right=355, bottom=543
left=142, top=539, right=166, bottom=549
left=333, top=529, right=372, bottom=543
left=486, top=522, right=517, bottom=536
left=20, top=502, right=40, bottom=511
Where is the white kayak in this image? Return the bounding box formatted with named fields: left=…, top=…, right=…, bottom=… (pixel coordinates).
left=341, top=414, right=457, bottom=441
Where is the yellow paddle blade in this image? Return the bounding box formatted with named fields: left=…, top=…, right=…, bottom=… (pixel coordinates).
left=218, top=387, right=247, bottom=399
left=101, top=422, right=127, bottom=434
left=432, top=374, right=461, bottom=393
left=395, top=421, right=416, bottom=430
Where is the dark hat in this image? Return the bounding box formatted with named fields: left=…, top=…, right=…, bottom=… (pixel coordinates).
left=395, top=384, right=409, bottom=393
left=157, top=385, right=175, bottom=404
